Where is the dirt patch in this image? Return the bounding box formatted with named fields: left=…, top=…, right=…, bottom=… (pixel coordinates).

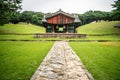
left=99, top=42, right=120, bottom=47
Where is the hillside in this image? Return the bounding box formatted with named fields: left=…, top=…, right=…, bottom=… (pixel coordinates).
left=0, top=23, right=45, bottom=33
left=1, top=21, right=119, bottom=34
left=78, top=21, right=120, bottom=34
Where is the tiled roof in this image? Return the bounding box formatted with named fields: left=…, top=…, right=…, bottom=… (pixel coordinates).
left=45, top=9, right=75, bottom=19
left=42, top=9, right=81, bottom=23
left=74, top=15, right=81, bottom=23
left=42, top=15, right=47, bottom=22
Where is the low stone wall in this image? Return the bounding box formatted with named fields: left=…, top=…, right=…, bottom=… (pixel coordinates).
left=34, top=33, right=86, bottom=38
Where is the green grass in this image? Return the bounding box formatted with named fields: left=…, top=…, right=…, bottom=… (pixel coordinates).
left=0, top=23, right=45, bottom=33
left=0, top=42, right=53, bottom=80
left=0, top=21, right=119, bottom=34
left=78, top=21, right=120, bottom=34
left=85, top=35, right=120, bottom=40
left=0, top=35, right=120, bottom=41
left=0, top=35, right=33, bottom=40
left=0, top=21, right=120, bottom=80
left=70, top=42, right=120, bottom=80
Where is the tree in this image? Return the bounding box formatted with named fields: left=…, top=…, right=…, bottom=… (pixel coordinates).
left=19, top=11, right=34, bottom=23
left=9, top=12, right=20, bottom=24
left=79, top=10, right=113, bottom=25
left=112, top=0, right=120, bottom=20
left=0, top=0, right=22, bottom=25
left=19, top=11, right=43, bottom=25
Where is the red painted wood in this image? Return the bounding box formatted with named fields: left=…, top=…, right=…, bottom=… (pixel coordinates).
left=47, top=14, right=74, bottom=24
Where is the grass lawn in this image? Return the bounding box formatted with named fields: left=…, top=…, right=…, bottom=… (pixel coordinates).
left=0, top=23, right=45, bottom=33
left=0, top=21, right=120, bottom=80
left=0, top=42, right=53, bottom=80
left=70, top=42, right=120, bottom=80
left=85, top=35, right=120, bottom=40
left=0, top=35, right=120, bottom=41
left=0, top=35, right=34, bottom=40
left=78, top=21, right=120, bottom=34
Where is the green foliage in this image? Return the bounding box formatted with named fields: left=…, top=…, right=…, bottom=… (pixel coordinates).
left=0, top=0, right=22, bottom=25
left=112, top=0, right=120, bottom=20
left=0, top=42, right=53, bottom=80
left=19, top=11, right=44, bottom=25
left=9, top=12, right=20, bottom=24
left=79, top=11, right=114, bottom=24
left=78, top=21, right=119, bottom=34
left=0, top=23, right=45, bottom=33
left=78, top=0, right=120, bottom=24
left=70, top=42, right=120, bottom=80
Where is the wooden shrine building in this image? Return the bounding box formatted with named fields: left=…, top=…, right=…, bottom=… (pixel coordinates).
left=42, top=9, right=81, bottom=33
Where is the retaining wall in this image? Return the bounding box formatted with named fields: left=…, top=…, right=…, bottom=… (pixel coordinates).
left=34, top=33, right=86, bottom=38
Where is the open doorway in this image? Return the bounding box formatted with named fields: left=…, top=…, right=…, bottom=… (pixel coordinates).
left=55, top=25, right=66, bottom=33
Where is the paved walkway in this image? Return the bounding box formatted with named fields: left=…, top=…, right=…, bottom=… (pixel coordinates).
left=31, top=41, right=94, bottom=80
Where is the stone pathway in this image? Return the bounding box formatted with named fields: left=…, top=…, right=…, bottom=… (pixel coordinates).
left=31, top=41, right=94, bottom=80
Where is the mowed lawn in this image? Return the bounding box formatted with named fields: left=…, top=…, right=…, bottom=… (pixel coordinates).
left=0, top=35, right=120, bottom=41
left=78, top=21, right=120, bottom=34
left=70, top=42, right=120, bottom=80
left=0, top=23, right=45, bottom=33
left=0, top=42, right=53, bottom=80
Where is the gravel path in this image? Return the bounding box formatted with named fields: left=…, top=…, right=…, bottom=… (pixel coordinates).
left=31, top=41, right=94, bottom=80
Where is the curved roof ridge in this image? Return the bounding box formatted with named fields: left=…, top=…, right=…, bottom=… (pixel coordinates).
left=45, top=9, right=75, bottom=19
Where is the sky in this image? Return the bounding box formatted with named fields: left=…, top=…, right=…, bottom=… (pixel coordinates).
left=21, top=0, right=116, bottom=14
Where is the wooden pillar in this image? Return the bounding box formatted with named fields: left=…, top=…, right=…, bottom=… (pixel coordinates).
left=74, top=26, right=76, bottom=33
left=45, top=26, right=47, bottom=33
left=52, top=25, right=55, bottom=33
left=66, top=24, right=68, bottom=33
left=54, top=25, right=56, bottom=33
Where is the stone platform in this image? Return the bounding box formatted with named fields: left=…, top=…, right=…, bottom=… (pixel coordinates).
left=34, top=33, right=86, bottom=38
left=31, top=41, right=94, bottom=80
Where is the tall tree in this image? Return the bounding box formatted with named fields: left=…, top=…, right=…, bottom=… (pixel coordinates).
left=19, top=11, right=43, bottom=25
left=112, top=0, right=120, bottom=20
left=0, top=0, right=22, bottom=25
